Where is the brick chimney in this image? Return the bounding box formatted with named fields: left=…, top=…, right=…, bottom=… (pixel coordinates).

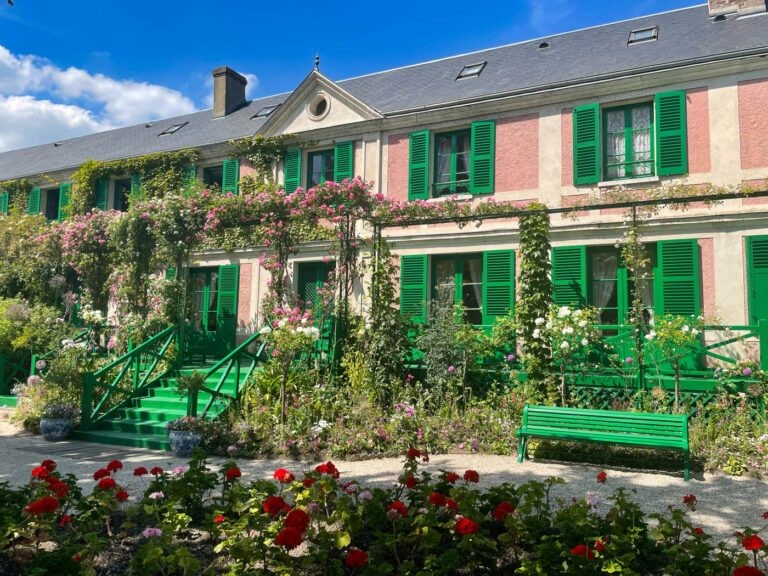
left=212, top=67, right=248, bottom=118
left=708, top=0, right=766, bottom=15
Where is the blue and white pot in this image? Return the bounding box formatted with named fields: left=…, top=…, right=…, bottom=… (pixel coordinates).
left=40, top=418, right=73, bottom=441
left=168, top=430, right=202, bottom=457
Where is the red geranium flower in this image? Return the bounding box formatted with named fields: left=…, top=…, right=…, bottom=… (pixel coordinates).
left=570, top=544, right=595, bottom=559
left=691, top=527, right=705, bottom=536
left=406, top=447, right=421, bottom=460
left=284, top=508, right=310, bottom=533
left=445, top=498, right=459, bottom=511
left=96, top=477, right=117, bottom=490
left=273, top=468, right=295, bottom=484
left=763, top=511, right=768, bottom=520
left=463, top=470, right=480, bottom=483
left=263, top=495, right=290, bottom=517
left=387, top=500, right=408, bottom=518
left=314, top=461, right=340, bottom=478
left=345, top=548, right=368, bottom=568
left=106, top=460, right=123, bottom=472
left=133, top=467, right=148, bottom=477
left=41, top=459, right=57, bottom=472
left=58, top=514, right=72, bottom=527
left=25, top=496, right=59, bottom=515
left=31, top=466, right=49, bottom=479
left=429, top=492, right=447, bottom=506
left=594, top=539, right=605, bottom=552
left=455, top=517, right=480, bottom=535
left=733, top=567, right=766, bottom=576
left=682, top=494, right=697, bottom=509
left=48, top=479, right=68, bottom=499
left=596, top=471, right=607, bottom=483
left=150, top=466, right=164, bottom=476
left=445, top=472, right=460, bottom=484
left=116, top=490, right=129, bottom=502
left=492, top=501, right=515, bottom=522
left=213, top=514, right=226, bottom=524
left=274, top=527, right=303, bottom=549
left=224, top=466, right=242, bottom=480
left=402, top=474, right=417, bottom=489
left=92, top=468, right=110, bottom=480
left=743, top=534, right=765, bottom=551
left=302, top=476, right=316, bottom=488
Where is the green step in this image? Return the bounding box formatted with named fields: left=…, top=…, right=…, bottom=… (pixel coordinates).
left=71, top=429, right=170, bottom=450
left=0, top=395, right=17, bottom=408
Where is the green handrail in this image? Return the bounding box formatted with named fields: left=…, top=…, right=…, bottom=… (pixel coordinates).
left=191, top=330, right=268, bottom=418
left=30, top=328, right=90, bottom=376
left=81, top=326, right=176, bottom=429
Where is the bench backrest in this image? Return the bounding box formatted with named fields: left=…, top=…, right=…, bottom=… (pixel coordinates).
left=522, top=405, right=688, bottom=446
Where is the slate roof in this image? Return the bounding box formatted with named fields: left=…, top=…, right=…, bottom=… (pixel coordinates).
left=2, top=3, right=767, bottom=181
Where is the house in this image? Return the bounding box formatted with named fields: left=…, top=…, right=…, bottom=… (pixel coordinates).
left=1, top=0, right=768, bottom=365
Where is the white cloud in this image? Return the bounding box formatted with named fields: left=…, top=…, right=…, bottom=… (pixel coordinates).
left=525, top=0, right=575, bottom=34
left=201, top=71, right=259, bottom=108
left=0, top=44, right=198, bottom=152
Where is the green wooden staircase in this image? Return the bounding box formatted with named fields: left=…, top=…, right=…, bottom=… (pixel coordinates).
left=72, top=327, right=266, bottom=451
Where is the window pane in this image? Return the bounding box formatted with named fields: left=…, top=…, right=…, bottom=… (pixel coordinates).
left=434, top=259, right=455, bottom=305
left=322, top=150, right=334, bottom=183
left=45, top=189, right=60, bottom=220
left=591, top=251, right=618, bottom=325
left=456, top=133, right=470, bottom=182
left=203, top=166, right=224, bottom=188
left=309, top=154, right=324, bottom=187
left=605, top=110, right=626, bottom=179
left=435, top=136, right=452, bottom=184
left=631, top=106, right=652, bottom=176
left=207, top=272, right=218, bottom=331
left=114, top=179, right=131, bottom=211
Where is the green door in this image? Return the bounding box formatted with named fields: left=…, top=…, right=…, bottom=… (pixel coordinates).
left=747, top=236, right=768, bottom=326
left=188, top=268, right=220, bottom=360
left=297, top=261, right=334, bottom=354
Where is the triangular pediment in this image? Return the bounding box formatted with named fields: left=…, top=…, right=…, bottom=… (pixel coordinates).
left=258, top=70, right=382, bottom=136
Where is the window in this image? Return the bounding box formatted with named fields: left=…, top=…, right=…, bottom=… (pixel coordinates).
left=433, top=131, right=470, bottom=196
left=407, top=120, right=495, bottom=200
left=43, top=188, right=60, bottom=221
left=399, top=250, right=514, bottom=329
left=0, top=191, right=8, bottom=215
left=746, top=235, right=768, bottom=325
left=251, top=104, right=280, bottom=119
left=307, top=149, right=335, bottom=187
left=628, top=26, right=658, bottom=45
left=203, top=165, right=224, bottom=188
left=603, top=103, right=653, bottom=180
left=114, top=178, right=131, bottom=212
left=572, top=91, right=687, bottom=185
left=158, top=122, right=188, bottom=136
left=456, top=62, right=486, bottom=80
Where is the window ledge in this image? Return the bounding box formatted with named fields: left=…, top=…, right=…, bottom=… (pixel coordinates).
left=598, top=176, right=660, bottom=188
left=426, top=194, right=473, bottom=203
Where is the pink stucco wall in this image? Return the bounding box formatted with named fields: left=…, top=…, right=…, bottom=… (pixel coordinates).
left=686, top=88, right=711, bottom=175
left=739, top=78, right=768, bottom=169
left=496, top=114, right=539, bottom=191
left=562, top=193, right=588, bottom=215
left=237, top=263, right=252, bottom=328
left=387, top=133, right=409, bottom=202
left=561, top=108, right=573, bottom=187
left=698, top=238, right=715, bottom=317
left=742, top=179, right=768, bottom=205
left=239, top=158, right=258, bottom=179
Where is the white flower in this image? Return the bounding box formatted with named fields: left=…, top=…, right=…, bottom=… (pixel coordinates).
left=565, top=326, right=574, bottom=335
left=578, top=320, right=587, bottom=328
left=258, top=325, right=272, bottom=335
left=532, top=329, right=541, bottom=339
left=358, top=329, right=366, bottom=336
left=534, top=317, right=545, bottom=326
left=365, top=323, right=372, bottom=331
left=277, top=319, right=287, bottom=328
left=560, top=341, right=570, bottom=350
left=645, top=330, right=656, bottom=341
left=581, top=338, right=589, bottom=346
left=691, top=328, right=699, bottom=336
left=557, top=306, right=571, bottom=318
left=300, top=318, right=309, bottom=326
left=545, top=321, right=553, bottom=329
left=682, top=325, right=689, bottom=332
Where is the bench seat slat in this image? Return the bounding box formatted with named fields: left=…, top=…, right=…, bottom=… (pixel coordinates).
left=525, top=419, right=683, bottom=436
left=518, top=427, right=686, bottom=448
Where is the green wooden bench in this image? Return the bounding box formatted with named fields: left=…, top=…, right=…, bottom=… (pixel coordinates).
left=516, top=404, right=691, bottom=480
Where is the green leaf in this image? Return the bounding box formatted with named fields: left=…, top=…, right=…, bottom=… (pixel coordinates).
left=334, top=531, right=351, bottom=549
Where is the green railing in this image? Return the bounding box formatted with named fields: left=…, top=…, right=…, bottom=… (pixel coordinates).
left=191, top=330, right=268, bottom=418
left=81, top=326, right=176, bottom=429
left=29, top=329, right=90, bottom=377
left=0, top=353, right=29, bottom=396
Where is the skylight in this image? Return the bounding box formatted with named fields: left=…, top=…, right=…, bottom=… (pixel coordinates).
left=628, top=26, right=658, bottom=45
left=251, top=104, right=280, bottom=119
left=158, top=122, right=188, bottom=136
left=456, top=62, right=486, bottom=80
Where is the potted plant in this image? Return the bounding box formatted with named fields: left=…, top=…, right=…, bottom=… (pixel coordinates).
left=40, top=403, right=79, bottom=441
left=166, top=416, right=206, bottom=457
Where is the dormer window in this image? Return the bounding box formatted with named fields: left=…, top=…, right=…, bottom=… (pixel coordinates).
left=251, top=104, right=280, bottom=119
left=456, top=62, right=486, bottom=80
left=628, top=26, right=658, bottom=45
left=158, top=122, right=188, bottom=136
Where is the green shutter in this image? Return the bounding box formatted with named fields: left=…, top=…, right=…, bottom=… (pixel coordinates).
left=222, top=158, right=239, bottom=194
left=57, top=182, right=71, bottom=221
left=94, top=177, right=109, bottom=211
left=470, top=120, right=495, bottom=195
left=573, top=103, right=601, bottom=185
left=400, top=255, right=427, bottom=324
left=552, top=246, right=587, bottom=306
left=165, top=267, right=177, bottom=280
left=182, top=165, right=197, bottom=195
left=28, top=188, right=41, bottom=215
left=333, top=141, right=354, bottom=183
left=482, top=250, right=515, bottom=327
left=216, top=264, right=240, bottom=356
left=747, top=236, right=768, bottom=325
left=408, top=130, right=429, bottom=201
left=130, top=174, right=142, bottom=200
left=284, top=148, right=301, bottom=193
left=654, top=91, right=687, bottom=177
left=0, top=192, right=8, bottom=215
left=656, top=239, right=700, bottom=316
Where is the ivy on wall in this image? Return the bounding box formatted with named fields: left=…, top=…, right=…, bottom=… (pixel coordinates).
left=0, top=178, right=33, bottom=214
left=230, top=135, right=300, bottom=183
left=69, top=149, right=198, bottom=215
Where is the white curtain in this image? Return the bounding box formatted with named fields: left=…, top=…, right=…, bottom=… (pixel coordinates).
left=593, top=253, right=617, bottom=324
left=467, top=258, right=483, bottom=313
left=632, top=107, right=652, bottom=176
left=436, top=138, right=452, bottom=183
left=606, top=111, right=626, bottom=179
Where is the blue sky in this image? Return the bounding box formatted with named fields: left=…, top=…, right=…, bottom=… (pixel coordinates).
left=0, top=0, right=698, bottom=152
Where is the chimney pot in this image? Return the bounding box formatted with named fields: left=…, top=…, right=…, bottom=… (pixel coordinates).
left=708, top=0, right=766, bottom=16
left=212, top=66, right=248, bottom=118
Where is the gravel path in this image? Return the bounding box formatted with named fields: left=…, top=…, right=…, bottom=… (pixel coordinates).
left=1, top=408, right=766, bottom=542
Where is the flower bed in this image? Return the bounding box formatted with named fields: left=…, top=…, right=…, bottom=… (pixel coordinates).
left=1, top=450, right=767, bottom=575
